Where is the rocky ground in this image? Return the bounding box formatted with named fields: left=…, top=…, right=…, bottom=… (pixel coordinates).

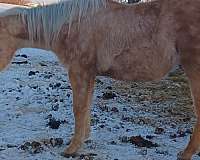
left=0, top=48, right=199, bottom=160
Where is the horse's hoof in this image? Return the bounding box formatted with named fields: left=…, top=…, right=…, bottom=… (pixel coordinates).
left=61, top=152, right=78, bottom=158
left=177, top=151, right=191, bottom=160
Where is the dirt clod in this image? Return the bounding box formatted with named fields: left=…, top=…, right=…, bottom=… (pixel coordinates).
left=102, top=91, right=116, bottom=100
left=120, top=136, right=158, bottom=148
left=154, top=127, right=165, bottom=134
left=47, top=118, right=61, bottom=129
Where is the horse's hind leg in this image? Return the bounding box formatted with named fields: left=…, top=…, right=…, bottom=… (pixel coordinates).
left=63, top=65, right=95, bottom=156
left=178, top=52, right=200, bottom=160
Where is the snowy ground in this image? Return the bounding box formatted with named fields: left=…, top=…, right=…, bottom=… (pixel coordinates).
left=0, top=49, right=199, bottom=160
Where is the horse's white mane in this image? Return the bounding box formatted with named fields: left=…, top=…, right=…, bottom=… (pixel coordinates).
left=1, top=0, right=109, bottom=46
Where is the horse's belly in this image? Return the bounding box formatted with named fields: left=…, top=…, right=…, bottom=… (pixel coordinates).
left=98, top=49, right=177, bottom=82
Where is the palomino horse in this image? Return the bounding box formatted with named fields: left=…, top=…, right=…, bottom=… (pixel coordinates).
left=0, top=0, right=199, bottom=159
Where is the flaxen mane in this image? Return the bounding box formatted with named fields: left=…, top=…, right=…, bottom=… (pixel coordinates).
left=2, top=0, right=109, bottom=46
left=0, top=0, right=29, bottom=5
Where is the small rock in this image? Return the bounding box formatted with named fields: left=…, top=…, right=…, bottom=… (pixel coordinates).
left=39, top=62, right=47, bottom=66
left=182, top=117, right=191, bottom=122
left=61, top=119, right=67, bottom=124
left=20, top=142, right=31, bottom=150
left=67, top=85, right=72, bottom=90
left=20, top=54, right=28, bottom=58
left=41, top=139, right=50, bottom=146
left=46, top=114, right=52, bottom=119
left=177, top=129, right=186, bottom=137
left=99, top=124, right=105, bottom=128
left=119, top=136, right=129, bottom=143
left=186, top=128, right=193, bottom=134
left=16, top=97, right=21, bottom=101
left=50, top=138, right=63, bottom=147
left=79, top=153, right=97, bottom=160
left=52, top=104, right=59, bottom=111
left=155, top=127, right=165, bottom=134
left=44, top=74, right=53, bottom=79
left=155, top=149, right=168, bottom=155
left=111, top=107, right=119, bottom=113
left=7, top=144, right=17, bottom=148
left=146, top=135, right=154, bottom=139
left=170, top=134, right=177, bottom=139
left=12, top=60, right=28, bottom=64
left=28, top=71, right=36, bottom=76
left=31, top=141, right=41, bottom=149
left=126, top=129, right=132, bottom=132
left=123, top=108, right=127, bottom=111
left=99, top=105, right=109, bottom=112
left=106, top=86, right=112, bottom=90
left=102, top=92, right=116, bottom=100
left=85, top=140, right=93, bottom=144
left=110, top=141, right=117, bottom=145
left=33, top=146, right=43, bottom=154
left=96, top=79, right=103, bottom=84
left=55, top=83, right=61, bottom=88
left=49, top=83, right=62, bottom=89
left=80, top=154, right=91, bottom=160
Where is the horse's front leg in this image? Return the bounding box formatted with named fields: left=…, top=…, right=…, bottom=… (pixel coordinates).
left=63, top=66, right=95, bottom=156
left=178, top=64, right=200, bottom=160
left=178, top=77, right=200, bottom=160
